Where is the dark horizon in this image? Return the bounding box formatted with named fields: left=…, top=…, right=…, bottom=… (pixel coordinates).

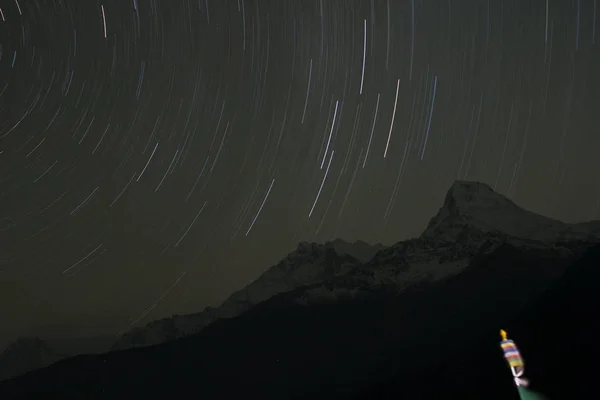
left=1, top=0, right=600, bottom=353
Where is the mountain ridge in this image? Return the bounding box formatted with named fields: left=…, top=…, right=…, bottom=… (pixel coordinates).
left=110, top=239, right=382, bottom=350
left=422, top=181, right=600, bottom=243
left=2, top=240, right=597, bottom=399
left=0, top=338, right=61, bottom=382
left=2, top=180, right=599, bottom=390
left=114, top=181, right=600, bottom=351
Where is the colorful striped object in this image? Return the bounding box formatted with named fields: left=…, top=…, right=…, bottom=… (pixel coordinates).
left=501, top=339, right=525, bottom=368
left=500, top=329, right=529, bottom=388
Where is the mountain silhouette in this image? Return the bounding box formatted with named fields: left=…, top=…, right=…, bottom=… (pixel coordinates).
left=111, top=239, right=381, bottom=350
left=113, top=181, right=600, bottom=351
left=1, top=181, right=598, bottom=399
left=0, top=338, right=62, bottom=382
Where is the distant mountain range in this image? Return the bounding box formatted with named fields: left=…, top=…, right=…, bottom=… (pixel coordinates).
left=0, top=338, right=60, bottom=382
left=0, top=334, right=112, bottom=382
left=1, top=181, right=599, bottom=399
left=0, top=238, right=385, bottom=380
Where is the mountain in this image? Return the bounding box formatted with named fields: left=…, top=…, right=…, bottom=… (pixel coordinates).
left=289, top=181, right=599, bottom=305
left=111, top=240, right=382, bottom=350
left=0, top=335, right=113, bottom=383
left=0, top=338, right=62, bottom=382
left=1, top=181, right=599, bottom=399
left=112, top=182, right=598, bottom=352
left=325, top=239, right=386, bottom=262
left=422, top=181, right=600, bottom=244
left=0, top=241, right=382, bottom=379
left=1, top=241, right=598, bottom=399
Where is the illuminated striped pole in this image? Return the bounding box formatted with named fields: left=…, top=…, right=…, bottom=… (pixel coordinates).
left=500, top=329, right=529, bottom=388
left=500, top=330, right=549, bottom=400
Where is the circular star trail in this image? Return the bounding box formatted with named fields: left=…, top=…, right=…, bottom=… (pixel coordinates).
left=1, top=0, right=600, bottom=349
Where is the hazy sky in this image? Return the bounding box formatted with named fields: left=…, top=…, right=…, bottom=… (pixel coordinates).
left=1, top=0, right=599, bottom=350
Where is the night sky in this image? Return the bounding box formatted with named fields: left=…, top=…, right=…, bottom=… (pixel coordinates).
left=1, top=0, right=599, bottom=350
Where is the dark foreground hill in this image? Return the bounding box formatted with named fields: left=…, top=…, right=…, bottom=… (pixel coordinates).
left=357, top=242, right=600, bottom=400
left=1, top=242, right=599, bottom=399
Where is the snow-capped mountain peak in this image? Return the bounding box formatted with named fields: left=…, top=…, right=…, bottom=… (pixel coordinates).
left=421, top=181, right=600, bottom=243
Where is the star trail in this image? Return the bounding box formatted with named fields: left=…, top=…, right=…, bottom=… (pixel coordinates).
left=1, top=0, right=600, bottom=350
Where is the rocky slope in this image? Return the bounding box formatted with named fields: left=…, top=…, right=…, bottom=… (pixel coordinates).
left=111, top=240, right=383, bottom=350
left=422, top=181, right=600, bottom=243
left=281, top=181, right=600, bottom=307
